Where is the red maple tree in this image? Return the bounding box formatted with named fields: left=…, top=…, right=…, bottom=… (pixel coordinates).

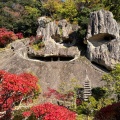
left=23, top=102, right=76, bottom=120
left=94, top=102, right=120, bottom=120
left=0, top=70, right=39, bottom=120
left=0, top=28, right=23, bottom=47
left=43, top=87, right=74, bottom=101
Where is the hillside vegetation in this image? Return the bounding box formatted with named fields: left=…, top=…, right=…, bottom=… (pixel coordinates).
left=0, top=0, right=120, bottom=120
left=0, top=0, right=119, bottom=38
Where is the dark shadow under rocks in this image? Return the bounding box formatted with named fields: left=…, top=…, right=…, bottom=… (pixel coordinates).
left=28, top=55, right=74, bottom=62
left=92, top=61, right=110, bottom=73
left=88, top=33, right=115, bottom=47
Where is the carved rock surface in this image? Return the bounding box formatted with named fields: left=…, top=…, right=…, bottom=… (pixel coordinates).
left=86, top=10, right=120, bottom=70
left=0, top=15, right=106, bottom=92
left=0, top=39, right=104, bottom=92
left=28, top=40, right=80, bottom=59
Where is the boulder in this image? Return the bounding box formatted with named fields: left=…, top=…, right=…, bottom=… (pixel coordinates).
left=86, top=10, right=120, bottom=70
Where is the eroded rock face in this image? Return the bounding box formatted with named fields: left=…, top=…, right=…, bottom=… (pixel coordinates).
left=86, top=10, right=120, bottom=70
left=29, top=17, right=81, bottom=61
left=37, top=17, right=80, bottom=46
left=0, top=39, right=104, bottom=92
left=28, top=40, right=80, bottom=61
left=86, top=9, right=119, bottom=39
left=0, top=16, right=105, bottom=92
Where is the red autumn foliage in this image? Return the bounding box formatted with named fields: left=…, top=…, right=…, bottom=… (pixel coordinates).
left=29, top=35, right=43, bottom=45
left=23, top=102, right=76, bottom=120
left=0, top=28, right=17, bottom=47
left=76, top=98, right=82, bottom=106
left=0, top=70, right=39, bottom=120
left=94, top=102, right=120, bottom=120
left=22, top=111, right=31, bottom=118
left=15, top=33, right=23, bottom=39
left=43, top=87, right=74, bottom=101
left=0, top=28, right=23, bottom=47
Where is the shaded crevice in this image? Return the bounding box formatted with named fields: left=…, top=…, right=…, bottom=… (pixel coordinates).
left=52, top=31, right=78, bottom=47
left=28, top=55, right=74, bottom=62
left=91, top=61, right=110, bottom=72
left=61, top=39, right=73, bottom=44
left=88, top=33, right=115, bottom=47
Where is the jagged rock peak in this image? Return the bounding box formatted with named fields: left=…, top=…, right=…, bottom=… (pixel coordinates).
left=86, top=9, right=119, bottom=40
left=36, top=16, right=80, bottom=45
left=86, top=10, right=120, bottom=70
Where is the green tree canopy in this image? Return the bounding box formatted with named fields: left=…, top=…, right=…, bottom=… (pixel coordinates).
left=102, top=64, right=120, bottom=101
left=0, top=0, right=42, bottom=36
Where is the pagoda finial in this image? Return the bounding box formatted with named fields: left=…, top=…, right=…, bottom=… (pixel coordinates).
left=85, top=70, right=90, bottom=82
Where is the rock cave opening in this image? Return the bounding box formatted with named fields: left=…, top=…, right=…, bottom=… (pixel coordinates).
left=28, top=55, right=74, bottom=62
left=91, top=61, right=110, bottom=72
left=88, top=33, right=115, bottom=47
left=52, top=36, right=75, bottom=47
left=51, top=31, right=77, bottom=47
left=61, top=39, right=74, bottom=45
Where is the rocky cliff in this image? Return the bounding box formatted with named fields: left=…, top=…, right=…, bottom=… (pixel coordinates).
left=0, top=16, right=105, bottom=92
left=86, top=9, right=120, bottom=70
left=29, top=17, right=80, bottom=62
left=0, top=40, right=104, bottom=92
left=37, top=17, right=80, bottom=46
